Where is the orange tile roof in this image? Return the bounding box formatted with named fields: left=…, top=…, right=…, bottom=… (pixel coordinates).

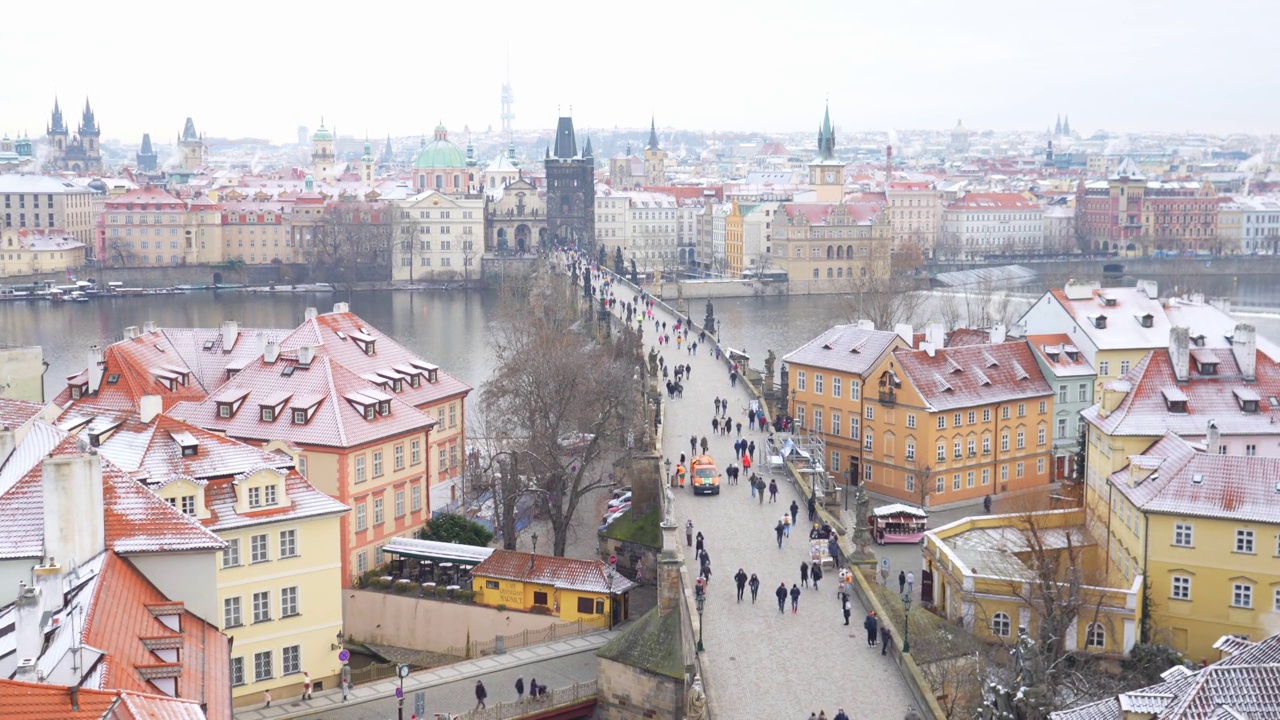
left=471, top=549, right=638, bottom=595
left=0, top=679, right=207, bottom=719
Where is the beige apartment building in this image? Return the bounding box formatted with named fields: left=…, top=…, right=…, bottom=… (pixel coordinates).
left=392, top=190, right=485, bottom=281
left=0, top=228, right=87, bottom=277
left=885, top=181, right=941, bottom=257
left=0, top=174, right=100, bottom=250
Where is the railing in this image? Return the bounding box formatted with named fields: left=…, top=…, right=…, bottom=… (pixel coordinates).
left=878, top=389, right=897, bottom=405
left=443, top=617, right=609, bottom=659
left=453, top=680, right=598, bottom=720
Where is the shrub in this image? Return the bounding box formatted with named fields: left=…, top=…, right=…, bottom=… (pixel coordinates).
left=416, top=514, right=494, bottom=547
left=530, top=604, right=552, bottom=615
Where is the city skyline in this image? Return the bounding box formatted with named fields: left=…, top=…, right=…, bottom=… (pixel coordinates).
left=2, top=0, right=1278, bottom=144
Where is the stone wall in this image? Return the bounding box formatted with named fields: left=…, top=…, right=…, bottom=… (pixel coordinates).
left=0, top=346, right=45, bottom=403
left=597, top=535, right=658, bottom=580
left=595, top=657, right=683, bottom=720
left=343, top=589, right=589, bottom=653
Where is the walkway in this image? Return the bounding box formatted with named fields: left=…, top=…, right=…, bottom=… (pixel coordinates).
left=234, top=630, right=617, bottom=720
left=599, top=271, right=918, bottom=720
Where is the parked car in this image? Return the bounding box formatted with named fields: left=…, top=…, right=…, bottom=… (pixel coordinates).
left=611, top=486, right=632, bottom=500
left=602, top=503, right=630, bottom=524
left=608, top=492, right=632, bottom=510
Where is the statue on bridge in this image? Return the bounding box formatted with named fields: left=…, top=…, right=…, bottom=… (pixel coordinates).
left=663, top=486, right=676, bottom=528
left=764, top=350, right=777, bottom=393
left=703, top=299, right=716, bottom=335
left=685, top=674, right=708, bottom=720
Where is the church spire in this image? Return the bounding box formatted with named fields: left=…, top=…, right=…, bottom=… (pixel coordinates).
left=647, top=116, right=659, bottom=151
left=817, top=102, right=835, bottom=161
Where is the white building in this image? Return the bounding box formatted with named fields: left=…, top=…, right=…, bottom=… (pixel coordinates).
left=941, top=192, right=1045, bottom=260
left=711, top=202, right=729, bottom=276
left=1236, top=195, right=1280, bottom=254
left=392, top=190, right=485, bottom=281
left=592, top=189, right=681, bottom=272
left=742, top=201, right=781, bottom=274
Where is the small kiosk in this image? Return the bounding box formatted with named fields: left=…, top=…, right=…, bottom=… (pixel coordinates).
left=869, top=503, right=929, bottom=545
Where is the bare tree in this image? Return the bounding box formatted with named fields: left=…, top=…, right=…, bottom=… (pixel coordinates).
left=462, top=408, right=529, bottom=551
left=309, top=201, right=393, bottom=295
left=461, top=238, right=480, bottom=286
left=838, top=270, right=927, bottom=331
left=482, top=266, right=642, bottom=556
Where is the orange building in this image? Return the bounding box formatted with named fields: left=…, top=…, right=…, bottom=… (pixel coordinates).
left=859, top=338, right=1055, bottom=506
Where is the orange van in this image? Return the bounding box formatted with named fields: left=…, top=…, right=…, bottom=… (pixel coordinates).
left=690, top=455, right=721, bottom=495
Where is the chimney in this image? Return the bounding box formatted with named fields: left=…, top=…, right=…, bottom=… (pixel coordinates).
left=263, top=340, right=281, bottom=364
left=140, top=394, right=163, bottom=424
left=86, top=345, right=105, bottom=396
left=894, top=323, right=913, bottom=345
left=1100, top=381, right=1129, bottom=415
left=989, top=323, right=1007, bottom=344
left=304, top=307, right=318, bottom=321
left=925, top=322, right=945, bottom=349
left=333, top=302, right=350, bottom=313
left=123, top=325, right=140, bottom=340
left=13, top=658, right=39, bottom=684
left=922, top=342, right=936, bottom=358
left=32, top=559, right=64, bottom=615
left=1063, top=279, right=1100, bottom=300
left=142, top=320, right=157, bottom=334
left=297, top=345, right=315, bottom=366
left=1232, top=323, right=1257, bottom=382
left=1206, top=419, right=1220, bottom=454
left=1211, top=297, right=1232, bottom=316
left=855, top=319, right=875, bottom=330
left=221, top=320, right=239, bottom=352
left=15, top=584, right=44, bottom=667
left=42, top=453, right=106, bottom=571
left=1169, top=326, right=1190, bottom=382
left=1135, top=279, right=1158, bottom=299
left=0, top=425, right=14, bottom=465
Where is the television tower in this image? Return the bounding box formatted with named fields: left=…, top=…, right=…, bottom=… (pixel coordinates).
left=501, top=50, right=515, bottom=134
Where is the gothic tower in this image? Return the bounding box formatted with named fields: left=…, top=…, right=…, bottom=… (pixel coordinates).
left=643, top=116, right=667, bottom=187
left=79, top=99, right=102, bottom=170
left=808, top=103, right=844, bottom=204
left=361, top=136, right=375, bottom=185
left=544, top=115, right=596, bottom=251
left=311, top=119, right=335, bottom=182
left=47, top=98, right=68, bottom=164
left=137, top=133, right=158, bottom=172
left=179, top=117, right=204, bottom=172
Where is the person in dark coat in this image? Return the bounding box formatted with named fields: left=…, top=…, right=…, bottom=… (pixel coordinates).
left=749, top=573, right=760, bottom=603
left=807, top=495, right=817, bottom=522
left=881, top=623, right=893, bottom=655
left=790, top=500, right=800, bottom=527
left=768, top=479, right=779, bottom=502
left=984, top=494, right=993, bottom=514
left=695, top=532, right=704, bottom=554
left=898, top=570, right=906, bottom=594
left=515, top=677, right=525, bottom=702
left=842, top=596, right=852, bottom=625
left=834, top=709, right=849, bottom=720
left=789, top=583, right=801, bottom=613
left=800, top=561, right=810, bottom=588
left=700, top=436, right=709, bottom=453
left=748, top=440, right=756, bottom=461
left=864, top=612, right=879, bottom=646
left=475, top=680, right=488, bottom=709
left=686, top=519, right=694, bottom=547
left=734, top=568, right=748, bottom=602
left=811, top=563, right=823, bottom=591
left=775, top=521, right=785, bottom=548
left=775, top=582, right=788, bottom=613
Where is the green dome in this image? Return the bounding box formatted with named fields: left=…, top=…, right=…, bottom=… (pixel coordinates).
left=415, top=137, right=466, bottom=169
left=312, top=124, right=332, bottom=141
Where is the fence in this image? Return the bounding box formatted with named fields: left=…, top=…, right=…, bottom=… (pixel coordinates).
left=453, top=680, right=598, bottom=720
left=443, top=616, right=609, bottom=659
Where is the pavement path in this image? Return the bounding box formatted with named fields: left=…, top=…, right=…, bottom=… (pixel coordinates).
left=594, top=268, right=919, bottom=720
left=234, top=631, right=616, bottom=720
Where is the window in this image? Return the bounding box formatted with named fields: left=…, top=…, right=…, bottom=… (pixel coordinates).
left=1017, top=403, right=1026, bottom=418
left=1171, top=576, right=1191, bottom=600
left=967, top=471, right=975, bottom=487
left=865, top=406, right=874, bottom=421
left=1233, top=583, right=1253, bottom=609
left=1001, top=464, right=1009, bottom=481
left=260, top=406, right=275, bottom=422
left=293, top=408, right=307, bottom=424
left=982, top=468, right=990, bottom=485
left=850, top=417, right=860, bottom=440
left=982, top=436, right=991, bottom=454
left=936, top=475, right=945, bottom=493
left=937, top=442, right=946, bottom=462
left=830, top=451, right=841, bottom=472
left=906, top=474, right=915, bottom=492
left=248, top=486, right=262, bottom=508
left=832, top=377, right=842, bottom=398
left=411, top=439, right=421, bottom=465
left=1039, top=400, right=1047, bottom=414
left=905, top=441, right=915, bottom=461
left=1017, top=430, right=1025, bottom=449
left=264, top=484, right=276, bottom=506
left=373, top=450, right=384, bottom=477
left=953, top=413, right=962, bottom=427
left=1001, top=433, right=1010, bottom=452
left=967, top=438, right=976, bottom=456
left=254, top=650, right=273, bottom=682
left=394, top=444, right=405, bottom=471
left=1119, top=360, right=1131, bottom=375
left=1016, top=462, right=1024, bottom=478
left=355, top=456, right=366, bottom=483
left=279, top=529, right=297, bottom=558
left=1038, top=427, right=1046, bottom=445
left=223, top=597, right=242, bottom=628
left=906, top=413, right=916, bottom=429
left=796, top=371, right=806, bottom=391
left=937, top=416, right=946, bottom=430
left=357, top=551, right=367, bottom=574
left=952, top=473, right=961, bottom=490
left=281, top=586, right=299, bottom=618
left=231, top=657, right=245, bottom=687
left=252, top=591, right=271, bottom=623
left=374, top=497, right=385, bottom=525
left=411, top=484, right=422, bottom=512
left=1098, top=361, right=1110, bottom=377
left=813, top=410, right=823, bottom=434
left=1236, top=529, right=1255, bottom=554
left=851, top=381, right=860, bottom=400
left=991, top=612, right=1011, bottom=637
left=250, top=534, right=269, bottom=563
left=1085, top=623, right=1106, bottom=648
left=1058, top=385, right=1068, bottom=403
left=953, top=440, right=962, bottom=459
left=864, top=433, right=873, bottom=451
left=1037, top=457, right=1045, bottom=475
left=1174, top=523, right=1193, bottom=547
left=1246, top=444, right=1257, bottom=456
left=1079, top=384, right=1089, bottom=402
left=1058, top=418, right=1068, bottom=438
left=1001, top=406, right=1010, bottom=420
left=814, top=373, right=824, bottom=394
left=222, top=539, right=240, bottom=568
left=982, top=408, right=991, bottom=422
left=864, top=464, right=872, bottom=482
left=395, top=489, right=405, bottom=518
left=282, top=645, right=301, bottom=676
left=967, top=411, right=976, bottom=425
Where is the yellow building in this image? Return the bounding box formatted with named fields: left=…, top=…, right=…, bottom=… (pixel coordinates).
left=783, top=324, right=906, bottom=483
left=724, top=200, right=744, bottom=277
left=859, top=335, right=1056, bottom=506
left=470, top=550, right=637, bottom=628
left=75, top=410, right=349, bottom=706
left=923, top=508, right=1141, bottom=655
left=0, top=227, right=86, bottom=277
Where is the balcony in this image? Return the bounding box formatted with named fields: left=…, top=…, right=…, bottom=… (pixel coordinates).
left=878, top=389, right=897, bottom=405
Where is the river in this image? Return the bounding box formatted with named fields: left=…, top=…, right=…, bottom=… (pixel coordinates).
left=4, top=283, right=1280, bottom=403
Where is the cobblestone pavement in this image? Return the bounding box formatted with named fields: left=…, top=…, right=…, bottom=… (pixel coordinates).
left=235, top=633, right=613, bottom=720
left=601, top=276, right=919, bottom=720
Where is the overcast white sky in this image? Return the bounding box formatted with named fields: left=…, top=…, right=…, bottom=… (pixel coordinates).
left=3, top=0, right=1276, bottom=144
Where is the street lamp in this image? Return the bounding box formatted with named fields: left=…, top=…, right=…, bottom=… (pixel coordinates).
left=531, top=532, right=538, bottom=555
left=901, top=592, right=913, bottom=654
left=664, top=458, right=672, bottom=484
left=695, top=593, right=706, bottom=652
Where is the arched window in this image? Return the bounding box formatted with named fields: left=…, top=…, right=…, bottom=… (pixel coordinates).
left=435, top=174, right=443, bottom=189
left=827, top=267, right=834, bottom=278
left=1086, top=623, right=1105, bottom=648
left=860, top=267, right=867, bottom=277
left=827, top=245, right=834, bottom=258
left=837, top=267, right=844, bottom=278
left=812, top=268, right=819, bottom=278
left=846, top=244, right=853, bottom=257
left=454, top=175, right=461, bottom=189
left=991, top=612, right=1011, bottom=637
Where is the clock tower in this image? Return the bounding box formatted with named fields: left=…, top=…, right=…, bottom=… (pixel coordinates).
left=808, top=103, right=844, bottom=203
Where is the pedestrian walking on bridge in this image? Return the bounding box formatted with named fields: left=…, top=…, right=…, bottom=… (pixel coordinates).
left=734, top=568, right=748, bottom=602
left=864, top=612, right=879, bottom=646
left=790, top=583, right=801, bottom=613
left=686, top=520, right=694, bottom=547
left=775, top=521, right=785, bottom=548
left=768, top=479, right=778, bottom=502
left=775, top=582, right=787, bottom=612
left=790, top=500, right=799, bottom=527
left=811, top=563, right=823, bottom=591
left=749, top=573, right=760, bottom=603
left=800, top=561, right=809, bottom=588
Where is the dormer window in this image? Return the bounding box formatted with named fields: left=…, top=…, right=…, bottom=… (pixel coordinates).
left=364, top=405, right=376, bottom=420
left=292, top=409, right=307, bottom=424
left=70, top=383, right=87, bottom=399
left=1099, top=294, right=1117, bottom=307
left=1136, top=313, right=1154, bottom=329
left=1090, top=314, right=1107, bottom=329
left=1234, top=388, right=1261, bottom=413
left=260, top=407, right=275, bottom=422
left=393, top=379, right=403, bottom=392
left=218, top=403, right=233, bottom=418
left=106, top=373, right=120, bottom=384
left=408, top=374, right=420, bottom=388
left=1162, top=387, right=1188, bottom=413
left=1191, top=334, right=1207, bottom=347
left=428, top=368, right=438, bottom=383
left=213, top=389, right=250, bottom=419
left=378, top=401, right=391, bottom=416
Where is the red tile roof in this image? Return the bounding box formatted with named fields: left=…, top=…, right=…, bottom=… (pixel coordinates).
left=780, top=202, right=884, bottom=225
left=1025, top=333, right=1095, bottom=377
left=892, top=340, right=1053, bottom=412
left=55, top=331, right=209, bottom=413
left=472, top=550, right=638, bottom=595
left=0, top=397, right=45, bottom=430
left=0, top=678, right=209, bottom=720
left=103, top=187, right=187, bottom=211
left=946, top=192, right=1037, bottom=211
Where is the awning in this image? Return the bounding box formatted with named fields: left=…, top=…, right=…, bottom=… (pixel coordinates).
left=382, top=537, right=495, bottom=566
